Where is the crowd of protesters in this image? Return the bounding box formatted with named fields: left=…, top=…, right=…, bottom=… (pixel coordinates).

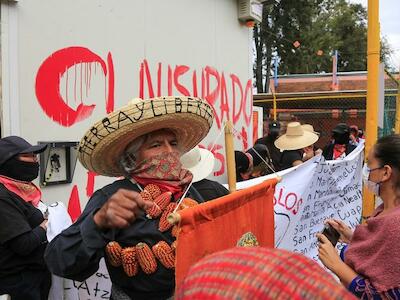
left=235, top=120, right=364, bottom=181
left=1, top=95, right=398, bottom=300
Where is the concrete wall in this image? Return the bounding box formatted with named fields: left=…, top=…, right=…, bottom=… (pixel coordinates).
left=0, top=0, right=253, bottom=208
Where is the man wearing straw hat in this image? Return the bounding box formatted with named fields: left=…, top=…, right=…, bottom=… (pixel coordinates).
left=45, top=96, right=214, bottom=300
left=274, top=122, right=319, bottom=171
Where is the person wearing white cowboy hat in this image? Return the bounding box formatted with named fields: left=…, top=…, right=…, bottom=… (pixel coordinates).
left=274, top=122, right=319, bottom=171
left=180, top=146, right=229, bottom=201
left=45, top=96, right=214, bottom=300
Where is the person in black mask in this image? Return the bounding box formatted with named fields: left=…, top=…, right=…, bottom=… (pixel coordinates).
left=234, top=150, right=253, bottom=182
left=0, top=136, right=50, bottom=300
left=322, top=123, right=357, bottom=160
left=255, top=120, right=282, bottom=171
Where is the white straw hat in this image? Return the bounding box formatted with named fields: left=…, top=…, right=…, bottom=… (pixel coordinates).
left=301, top=124, right=320, bottom=136
left=78, top=96, right=214, bottom=177
left=180, top=146, right=215, bottom=182
left=274, top=122, right=319, bottom=151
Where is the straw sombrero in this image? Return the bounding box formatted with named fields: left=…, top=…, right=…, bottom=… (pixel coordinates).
left=274, top=122, right=319, bottom=151
left=78, top=96, right=214, bottom=177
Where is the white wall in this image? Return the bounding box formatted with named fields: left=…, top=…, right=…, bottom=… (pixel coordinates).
left=1, top=0, right=253, bottom=208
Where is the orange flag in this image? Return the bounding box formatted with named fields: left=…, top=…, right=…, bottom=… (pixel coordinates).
left=175, top=178, right=276, bottom=288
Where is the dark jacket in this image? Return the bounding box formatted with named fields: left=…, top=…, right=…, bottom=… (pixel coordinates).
left=255, top=136, right=281, bottom=172
left=45, top=178, right=203, bottom=300
left=277, top=150, right=303, bottom=171
left=192, top=179, right=229, bottom=201
left=0, top=184, right=48, bottom=278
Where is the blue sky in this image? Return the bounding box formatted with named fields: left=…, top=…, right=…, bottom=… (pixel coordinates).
left=349, top=0, right=400, bottom=71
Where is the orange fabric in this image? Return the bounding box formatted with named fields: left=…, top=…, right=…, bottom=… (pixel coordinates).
left=175, top=178, right=276, bottom=289
left=253, top=111, right=259, bottom=143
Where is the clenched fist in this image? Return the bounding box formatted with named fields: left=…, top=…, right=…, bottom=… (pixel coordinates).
left=94, top=189, right=153, bottom=229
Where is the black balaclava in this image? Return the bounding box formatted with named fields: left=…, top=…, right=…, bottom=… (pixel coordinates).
left=332, top=123, right=350, bottom=145
left=235, top=151, right=250, bottom=182
left=0, top=156, right=39, bottom=182
left=333, top=131, right=350, bottom=145
left=268, top=121, right=281, bottom=141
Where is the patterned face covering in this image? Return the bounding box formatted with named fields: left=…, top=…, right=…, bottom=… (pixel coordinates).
left=131, top=152, right=193, bottom=199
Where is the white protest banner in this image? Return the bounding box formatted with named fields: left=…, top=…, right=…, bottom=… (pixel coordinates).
left=60, top=145, right=363, bottom=298
left=64, top=259, right=111, bottom=300
left=237, top=144, right=364, bottom=261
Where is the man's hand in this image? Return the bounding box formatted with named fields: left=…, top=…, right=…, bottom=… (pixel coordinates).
left=93, top=189, right=153, bottom=229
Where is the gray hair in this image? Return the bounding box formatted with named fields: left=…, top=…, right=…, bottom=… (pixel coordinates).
left=119, top=135, right=147, bottom=173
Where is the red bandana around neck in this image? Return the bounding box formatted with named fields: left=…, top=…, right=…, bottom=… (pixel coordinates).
left=333, top=144, right=346, bottom=160
left=0, top=175, right=41, bottom=207
left=131, top=152, right=193, bottom=199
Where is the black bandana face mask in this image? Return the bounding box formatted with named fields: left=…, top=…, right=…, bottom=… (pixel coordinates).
left=333, top=132, right=349, bottom=145
left=0, top=157, right=39, bottom=182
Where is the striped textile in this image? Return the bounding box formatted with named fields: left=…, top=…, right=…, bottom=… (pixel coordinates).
left=176, top=247, right=356, bottom=300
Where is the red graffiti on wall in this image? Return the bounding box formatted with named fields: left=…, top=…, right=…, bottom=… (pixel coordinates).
left=139, top=60, right=253, bottom=129
left=35, top=48, right=252, bottom=130
left=35, top=47, right=253, bottom=219
left=35, top=47, right=114, bottom=127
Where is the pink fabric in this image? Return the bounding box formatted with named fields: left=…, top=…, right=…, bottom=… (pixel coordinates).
left=345, top=204, right=400, bottom=292
left=0, top=175, right=41, bottom=207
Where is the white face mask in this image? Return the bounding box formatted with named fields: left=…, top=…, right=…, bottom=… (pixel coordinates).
left=362, top=164, right=381, bottom=196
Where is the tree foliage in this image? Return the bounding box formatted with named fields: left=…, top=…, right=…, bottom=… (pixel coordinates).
left=254, top=0, right=392, bottom=93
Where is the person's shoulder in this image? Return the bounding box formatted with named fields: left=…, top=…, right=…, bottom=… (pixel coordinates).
left=0, top=184, right=19, bottom=203
left=196, top=179, right=229, bottom=194
left=0, top=184, right=9, bottom=197
left=323, top=143, right=333, bottom=151
left=283, top=150, right=302, bottom=159
left=0, top=184, right=26, bottom=212
left=347, top=144, right=357, bottom=151
left=202, top=179, right=225, bottom=187
left=195, top=179, right=218, bottom=187
left=255, top=137, right=267, bottom=145
left=322, top=143, right=333, bottom=155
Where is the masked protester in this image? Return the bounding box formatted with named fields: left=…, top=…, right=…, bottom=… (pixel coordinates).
left=234, top=151, right=253, bottom=182
left=0, top=136, right=50, bottom=300
left=45, top=97, right=214, bottom=300
left=255, top=120, right=281, bottom=171
left=322, top=123, right=357, bottom=160
left=318, top=134, right=400, bottom=298
left=246, top=144, right=273, bottom=177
